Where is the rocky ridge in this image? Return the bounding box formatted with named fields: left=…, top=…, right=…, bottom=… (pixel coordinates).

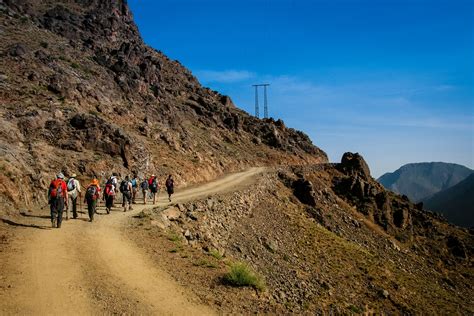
left=130, top=153, right=473, bottom=314
left=0, top=0, right=326, bottom=210
left=1, top=0, right=472, bottom=314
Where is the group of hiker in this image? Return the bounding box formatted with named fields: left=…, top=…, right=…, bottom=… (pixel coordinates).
left=47, top=172, right=175, bottom=228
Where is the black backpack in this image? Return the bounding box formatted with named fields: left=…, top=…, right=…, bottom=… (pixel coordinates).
left=85, top=186, right=98, bottom=201
left=150, top=178, right=158, bottom=190
left=120, top=180, right=130, bottom=193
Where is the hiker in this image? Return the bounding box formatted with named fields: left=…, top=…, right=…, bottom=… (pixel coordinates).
left=66, top=173, right=81, bottom=219
left=120, top=175, right=133, bottom=212
left=131, top=174, right=138, bottom=204
left=140, top=178, right=149, bottom=204
left=148, top=174, right=159, bottom=204
left=103, top=176, right=116, bottom=214
left=84, top=179, right=101, bottom=222
left=165, top=175, right=174, bottom=202
left=48, top=172, right=68, bottom=228
left=108, top=173, right=119, bottom=207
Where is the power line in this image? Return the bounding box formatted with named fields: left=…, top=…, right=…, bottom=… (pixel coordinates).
left=252, top=84, right=270, bottom=118
left=253, top=85, right=259, bottom=118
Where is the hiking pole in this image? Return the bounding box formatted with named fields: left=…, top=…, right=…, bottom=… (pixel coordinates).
left=79, top=192, right=82, bottom=218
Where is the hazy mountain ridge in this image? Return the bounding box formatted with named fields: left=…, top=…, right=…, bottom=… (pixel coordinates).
left=378, top=162, right=473, bottom=202
left=423, top=173, right=474, bottom=228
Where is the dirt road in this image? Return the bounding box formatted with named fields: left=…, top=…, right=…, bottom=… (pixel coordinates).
left=0, top=167, right=264, bottom=315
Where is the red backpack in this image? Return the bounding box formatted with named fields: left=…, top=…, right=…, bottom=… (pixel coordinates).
left=105, top=183, right=115, bottom=196
left=49, top=179, right=64, bottom=199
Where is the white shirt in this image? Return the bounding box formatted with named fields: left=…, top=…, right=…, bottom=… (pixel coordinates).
left=67, top=178, right=81, bottom=199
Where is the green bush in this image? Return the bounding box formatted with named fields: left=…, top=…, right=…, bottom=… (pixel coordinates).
left=167, top=232, right=182, bottom=242
left=208, top=249, right=223, bottom=260
left=223, top=262, right=265, bottom=290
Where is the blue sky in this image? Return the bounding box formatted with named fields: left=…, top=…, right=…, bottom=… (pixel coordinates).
left=129, top=0, right=474, bottom=177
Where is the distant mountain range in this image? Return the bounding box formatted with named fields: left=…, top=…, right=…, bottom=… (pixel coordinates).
left=423, top=174, right=474, bottom=228
left=377, top=162, right=473, bottom=202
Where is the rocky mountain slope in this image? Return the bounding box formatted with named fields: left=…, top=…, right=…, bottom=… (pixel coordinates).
left=423, top=173, right=474, bottom=228
left=130, top=154, right=474, bottom=314
left=1, top=0, right=473, bottom=314
left=378, top=162, right=473, bottom=202
left=0, top=0, right=326, bottom=211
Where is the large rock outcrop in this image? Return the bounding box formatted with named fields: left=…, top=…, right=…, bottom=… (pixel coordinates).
left=0, top=0, right=327, bottom=209
left=333, top=152, right=412, bottom=235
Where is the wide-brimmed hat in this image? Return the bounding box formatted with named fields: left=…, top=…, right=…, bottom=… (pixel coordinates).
left=151, top=174, right=155, bottom=177
left=57, top=172, right=64, bottom=179
left=71, top=173, right=77, bottom=178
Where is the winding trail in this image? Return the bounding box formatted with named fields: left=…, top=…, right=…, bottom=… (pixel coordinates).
left=0, top=167, right=265, bottom=315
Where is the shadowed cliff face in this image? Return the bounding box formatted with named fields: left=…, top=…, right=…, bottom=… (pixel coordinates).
left=0, top=0, right=327, bottom=209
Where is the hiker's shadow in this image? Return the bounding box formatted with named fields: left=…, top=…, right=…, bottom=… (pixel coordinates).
left=19, top=212, right=50, bottom=219
left=1, top=218, right=51, bottom=230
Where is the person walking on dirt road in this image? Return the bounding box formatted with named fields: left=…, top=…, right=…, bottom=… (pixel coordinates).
left=148, top=174, right=159, bottom=204
left=66, top=173, right=81, bottom=219
left=140, top=178, right=149, bottom=204
left=131, top=174, right=139, bottom=204
left=103, top=175, right=116, bottom=214
left=165, top=175, right=174, bottom=202
left=84, top=179, right=101, bottom=222
left=120, top=176, right=133, bottom=212
left=48, top=173, right=68, bottom=228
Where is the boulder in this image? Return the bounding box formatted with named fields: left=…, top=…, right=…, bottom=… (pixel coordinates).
left=447, top=235, right=467, bottom=258
left=338, top=152, right=371, bottom=180
left=150, top=219, right=167, bottom=230
left=292, top=178, right=317, bottom=207
left=264, top=239, right=278, bottom=253
left=161, top=206, right=181, bottom=221
left=8, top=43, right=27, bottom=57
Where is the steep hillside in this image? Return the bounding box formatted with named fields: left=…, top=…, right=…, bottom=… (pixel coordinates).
left=378, top=162, right=472, bottom=202
left=0, top=0, right=327, bottom=212
left=129, top=153, right=474, bottom=314
left=1, top=1, right=473, bottom=314
left=423, top=173, right=474, bottom=228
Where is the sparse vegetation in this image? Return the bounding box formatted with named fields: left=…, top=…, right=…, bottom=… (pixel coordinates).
left=193, top=259, right=218, bottom=268
left=167, top=231, right=182, bottom=243
left=208, top=249, right=223, bottom=260
left=136, top=211, right=150, bottom=219
left=348, top=305, right=362, bottom=313
left=223, top=262, right=265, bottom=291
